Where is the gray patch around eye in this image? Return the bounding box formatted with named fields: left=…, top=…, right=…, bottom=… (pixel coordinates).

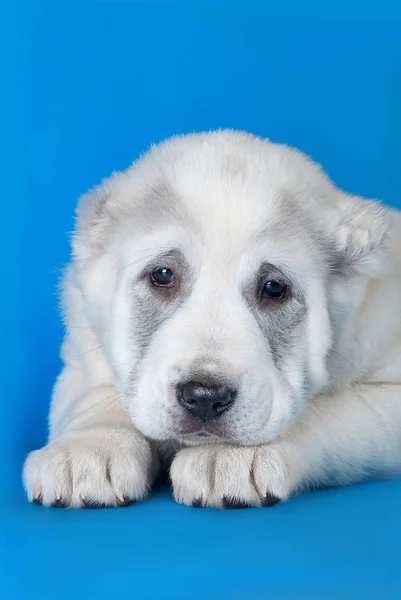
left=260, top=302, right=306, bottom=366
left=243, top=262, right=307, bottom=368
left=130, top=249, right=192, bottom=359
left=138, top=248, right=187, bottom=279
left=243, top=262, right=304, bottom=306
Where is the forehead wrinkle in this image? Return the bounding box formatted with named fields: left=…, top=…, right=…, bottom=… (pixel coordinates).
left=134, top=177, right=199, bottom=235
left=249, top=192, right=325, bottom=259
left=235, top=228, right=320, bottom=296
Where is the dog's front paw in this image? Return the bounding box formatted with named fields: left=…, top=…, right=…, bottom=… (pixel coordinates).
left=170, top=444, right=296, bottom=508
left=23, top=426, right=159, bottom=508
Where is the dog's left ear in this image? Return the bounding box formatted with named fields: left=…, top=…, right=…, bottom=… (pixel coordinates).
left=327, top=193, right=390, bottom=275
left=72, top=173, right=124, bottom=262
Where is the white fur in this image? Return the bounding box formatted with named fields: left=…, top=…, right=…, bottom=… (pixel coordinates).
left=23, top=131, right=401, bottom=508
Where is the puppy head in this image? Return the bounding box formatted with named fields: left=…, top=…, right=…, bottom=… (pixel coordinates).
left=72, top=131, right=389, bottom=445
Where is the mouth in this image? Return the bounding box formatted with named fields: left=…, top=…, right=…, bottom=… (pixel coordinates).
left=177, top=427, right=226, bottom=445
left=180, top=429, right=215, bottom=438
left=173, top=411, right=232, bottom=444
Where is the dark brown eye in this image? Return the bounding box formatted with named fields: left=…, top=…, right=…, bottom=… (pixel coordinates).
left=150, top=267, right=175, bottom=288
left=262, top=280, right=287, bottom=299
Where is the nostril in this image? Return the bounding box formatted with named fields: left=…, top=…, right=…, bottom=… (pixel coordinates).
left=178, top=381, right=236, bottom=420
left=213, top=400, right=230, bottom=414
left=182, top=398, right=197, bottom=408
left=214, top=389, right=234, bottom=407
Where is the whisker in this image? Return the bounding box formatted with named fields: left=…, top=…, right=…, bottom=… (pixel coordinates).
left=67, top=325, right=109, bottom=332
left=77, top=344, right=106, bottom=357
left=117, top=249, right=170, bottom=276
left=117, top=252, right=155, bottom=275
left=330, top=349, right=361, bottom=382
left=326, top=364, right=341, bottom=393
left=64, top=391, right=120, bottom=430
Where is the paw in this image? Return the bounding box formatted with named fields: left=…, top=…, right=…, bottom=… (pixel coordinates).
left=23, top=426, right=159, bottom=508
left=170, top=444, right=295, bottom=509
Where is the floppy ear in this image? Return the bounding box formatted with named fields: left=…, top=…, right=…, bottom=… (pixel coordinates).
left=71, top=174, right=123, bottom=261
left=327, top=193, right=390, bottom=275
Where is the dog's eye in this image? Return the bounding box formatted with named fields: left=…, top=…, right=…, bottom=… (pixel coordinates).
left=150, top=267, right=175, bottom=288
left=262, top=280, right=287, bottom=299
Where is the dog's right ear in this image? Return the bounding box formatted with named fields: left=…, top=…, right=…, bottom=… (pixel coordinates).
left=72, top=174, right=123, bottom=261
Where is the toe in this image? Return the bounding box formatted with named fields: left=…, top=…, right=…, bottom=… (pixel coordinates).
left=261, top=492, right=280, bottom=507
left=222, top=496, right=251, bottom=509
left=51, top=497, right=69, bottom=508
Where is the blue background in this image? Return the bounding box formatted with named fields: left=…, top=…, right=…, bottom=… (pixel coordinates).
left=2, top=1, right=401, bottom=598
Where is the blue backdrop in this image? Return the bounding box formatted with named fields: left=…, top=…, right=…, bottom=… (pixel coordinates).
left=2, top=1, right=401, bottom=598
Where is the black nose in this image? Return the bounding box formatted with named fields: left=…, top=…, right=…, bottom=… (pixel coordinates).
left=178, top=381, right=236, bottom=421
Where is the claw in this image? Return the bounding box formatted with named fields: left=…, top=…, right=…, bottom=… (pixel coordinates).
left=51, top=497, right=68, bottom=508
left=81, top=498, right=108, bottom=509
left=115, top=496, right=135, bottom=507
left=222, top=496, right=250, bottom=509
left=261, top=492, right=280, bottom=507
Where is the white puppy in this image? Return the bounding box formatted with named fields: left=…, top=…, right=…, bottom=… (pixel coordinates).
left=23, top=131, right=401, bottom=509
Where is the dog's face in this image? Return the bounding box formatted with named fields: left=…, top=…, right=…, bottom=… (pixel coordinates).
left=74, top=131, right=388, bottom=446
